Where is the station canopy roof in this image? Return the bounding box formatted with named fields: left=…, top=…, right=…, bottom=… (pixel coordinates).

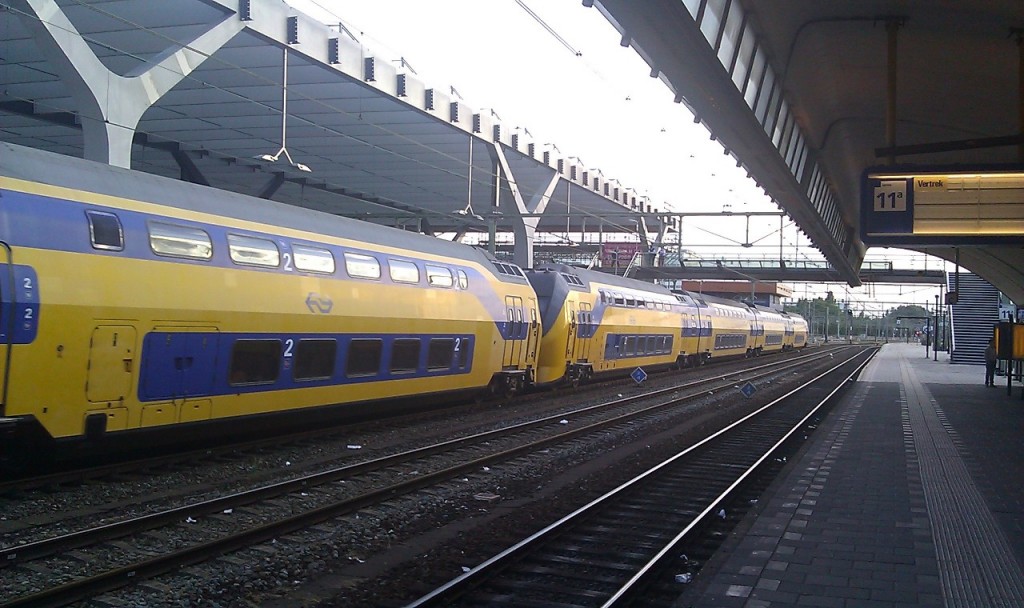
left=589, top=0, right=1024, bottom=301
left=0, top=0, right=668, bottom=241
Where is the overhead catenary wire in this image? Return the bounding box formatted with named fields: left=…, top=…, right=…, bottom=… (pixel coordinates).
left=514, top=0, right=582, bottom=56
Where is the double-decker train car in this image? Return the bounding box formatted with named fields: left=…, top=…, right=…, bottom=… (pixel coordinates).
left=694, top=294, right=759, bottom=360
left=789, top=313, right=809, bottom=348
left=0, top=142, right=539, bottom=456
left=752, top=306, right=791, bottom=354
left=527, top=265, right=684, bottom=385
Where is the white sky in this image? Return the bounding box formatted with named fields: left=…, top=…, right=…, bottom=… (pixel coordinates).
left=287, top=0, right=955, bottom=311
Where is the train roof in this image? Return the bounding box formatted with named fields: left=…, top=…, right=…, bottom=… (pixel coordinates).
left=0, top=142, right=500, bottom=270
left=531, top=263, right=675, bottom=297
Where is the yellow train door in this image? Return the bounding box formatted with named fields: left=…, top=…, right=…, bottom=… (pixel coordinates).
left=578, top=302, right=593, bottom=362
left=525, top=299, right=540, bottom=367
left=502, top=296, right=522, bottom=369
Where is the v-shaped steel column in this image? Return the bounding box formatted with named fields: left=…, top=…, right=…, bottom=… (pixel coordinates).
left=12, top=0, right=244, bottom=167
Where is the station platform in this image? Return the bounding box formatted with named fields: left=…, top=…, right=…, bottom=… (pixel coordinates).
left=680, top=342, right=1024, bottom=607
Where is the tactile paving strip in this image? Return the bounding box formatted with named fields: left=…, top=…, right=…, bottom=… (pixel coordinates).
left=900, top=357, right=1024, bottom=607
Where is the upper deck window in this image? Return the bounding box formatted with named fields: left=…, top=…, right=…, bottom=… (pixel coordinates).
left=344, top=252, right=381, bottom=280
left=86, top=210, right=123, bottom=251
left=228, top=233, right=280, bottom=268
left=389, top=259, right=420, bottom=284
left=293, top=244, right=335, bottom=274
left=426, top=265, right=454, bottom=288
left=148, top=221, right=212, bottom=260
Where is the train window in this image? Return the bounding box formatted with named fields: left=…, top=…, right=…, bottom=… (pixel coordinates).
left=293, top=339, right=337, bottom=381
left=228, top=234, right=280, bottom=268
left=427, top=338, right=454, bottom=371
left=86, top=210, right=124, bottom=251
left=457, top=270, right=469, bottom=290
left=390, top=338, right=420, bottom=373
left=426, top=265, right=454, bottom=288
left=626, top=297, right=636, bottom=307
left=346, top=339, right=382, bottom=376
left=624, top=336, right=636, bottom=356
left=614, top=293, right=625, bottom=306
left=293, top=244, right=335, bottom=274
left=149, top=221, right=212, bottom=260
left=228, top=340, right=281, bottom=385
left=344, top=252, right=381, bottom=280
left=389, top=259, right=420, bottom=284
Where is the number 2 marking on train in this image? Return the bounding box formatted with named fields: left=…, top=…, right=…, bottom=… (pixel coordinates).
left=454, top=337, right=461, bottom=352
left=23, top=277, right=33, bottom=290
left=283, top=253, right=293, bottom=271
left=284, top=339, right=294, bottom=357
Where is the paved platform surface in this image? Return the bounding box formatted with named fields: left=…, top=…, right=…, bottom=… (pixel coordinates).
left=677, top=342, right=1024, bottom=608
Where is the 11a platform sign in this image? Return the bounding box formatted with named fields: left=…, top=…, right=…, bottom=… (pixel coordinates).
left=861, top=172, right=915, bottom=241
left=874, top=179, right=907, bottom=212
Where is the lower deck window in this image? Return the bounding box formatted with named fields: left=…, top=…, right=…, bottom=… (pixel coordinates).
left=294, top=339, right=337, bottom=380
left=391, top=339, right=421, bottom=373
left=229, top=340, right=281, bottom=385
left=427, top=338, right=455, bottom=370
left=347, top=339, right=382, bottom=376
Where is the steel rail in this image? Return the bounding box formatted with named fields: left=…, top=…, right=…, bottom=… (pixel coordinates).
left=405, top=347, right=876, bottom=607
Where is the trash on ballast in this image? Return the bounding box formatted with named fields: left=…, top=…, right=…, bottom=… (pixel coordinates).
left=461, top=566, right=471, bottom=573
left=222, top=508, right=233, bottom=514
left=473, top=492, right=501, bottom=502
left=482, top=466, right=490, bottom=472
left=675, top=573, right=693, bottom=584
left=559, top=419, right=569, bottom=425
left=717, top=508, right=726, bottom=519
left=285, top=461, right=291, bottom=466
left=347, top=445, right=362, bottom=450
left=185, top=516, right=197, bottom=523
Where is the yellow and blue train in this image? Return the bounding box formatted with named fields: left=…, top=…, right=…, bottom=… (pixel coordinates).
left=0, top=142, right=805, bottom=460
left=526, top=265, right=807, bottom=386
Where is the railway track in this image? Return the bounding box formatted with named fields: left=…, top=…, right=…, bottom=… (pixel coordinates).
left=406, top=347, right=876, bottom=607
left=0, top=346, right=860, bottom=607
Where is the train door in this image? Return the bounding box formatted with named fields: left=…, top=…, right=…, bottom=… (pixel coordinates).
left=502, top=296, right=522, bottom=369
left=525, top=299, right=540, bottom=366
left=565, top=300, right=578, bottom=358
left=577, top=302, right=593, bottom=361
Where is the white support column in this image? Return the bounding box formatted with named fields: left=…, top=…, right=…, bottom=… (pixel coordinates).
left=492, top=143, right=560, bottom=269
left=12, top=0, right=244, bottom=167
